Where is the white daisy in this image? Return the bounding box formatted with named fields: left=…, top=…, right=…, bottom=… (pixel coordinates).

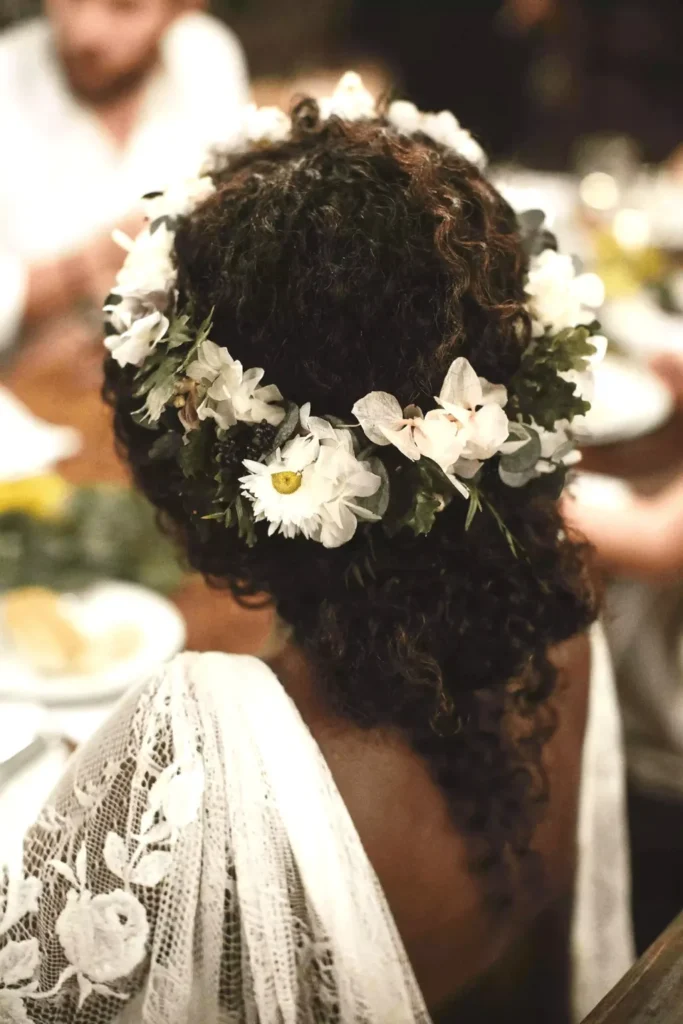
left=240, top=436, right=329, bottom=539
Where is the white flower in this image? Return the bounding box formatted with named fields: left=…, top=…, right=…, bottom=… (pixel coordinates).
left=240, top=435, right=328, bottom=540
left=312, top=444, right=381, bottom=548
left=104, top=310, right=169, bottom=368
left=352, top=392, right=466, bottom=473
left=421, top=110, right=462, bottom=149
left=243, top=104, right=292, bottom=145
left=388, top=104, right=488, bottom=168
left=525, top=249, right=603, bottom=335
left=187, top=340, right=285, bottom=430
left=353, top=358, right=509, bottom=490
left=55, top=889, right=149, bottom=984
left=449, top=128, right=487, bottom=169
left=112, top=223, right=176, bottom=302
left=319, top=72, right=376, bottom=122
left=387, top=100, right=423, bottom=135
left=143, top=175, right=216, bottom=221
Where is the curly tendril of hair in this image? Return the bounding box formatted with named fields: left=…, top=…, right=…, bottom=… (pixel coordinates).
left=103, top=98, right=596, bottom=897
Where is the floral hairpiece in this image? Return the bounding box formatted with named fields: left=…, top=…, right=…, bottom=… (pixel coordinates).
left=104, top=74, right=606, bottom=553
left=237, top=71, right=487, bottom=168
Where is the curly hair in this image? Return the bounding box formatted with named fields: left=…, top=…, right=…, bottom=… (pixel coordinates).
left=103, top=99, right=596, bottom=900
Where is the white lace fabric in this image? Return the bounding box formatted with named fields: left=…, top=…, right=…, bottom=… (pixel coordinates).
left=0, top=653, right=431, bottom=1024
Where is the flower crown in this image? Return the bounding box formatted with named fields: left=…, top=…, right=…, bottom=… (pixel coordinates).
left=104, top=74, right=606, bottom=553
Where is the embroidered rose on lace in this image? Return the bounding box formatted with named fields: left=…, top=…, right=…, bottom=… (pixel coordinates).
left=0, top=877, right=43, bottom=1024
left=56, top=888, right=149, bottom=985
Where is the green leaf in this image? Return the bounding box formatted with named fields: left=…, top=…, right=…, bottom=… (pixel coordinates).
left=178, top=427, right=211, bottom=479
left=235, top=494, right=257, bottom=547
left=359, top=456, right=390, bottom=518
left=465, top=488, right=482, bottom=531
left=148, top=433, right=182, bottom=461
left=131, top=408, right=160, bottom=431
left=482, top=497, right=521, bottom=559
left=499, top=427, right=541, bottom=474
left=272, top=403, right=300, bottom=451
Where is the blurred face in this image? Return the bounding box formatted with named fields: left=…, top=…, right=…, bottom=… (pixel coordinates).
left=46, top=0, right=180, bottom=102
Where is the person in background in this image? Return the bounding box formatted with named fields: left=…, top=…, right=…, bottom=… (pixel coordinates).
left=565, top=351, right=683, bottom=954
left=0, top=0, right=248, bottom=353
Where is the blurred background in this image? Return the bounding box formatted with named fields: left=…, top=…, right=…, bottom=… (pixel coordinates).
left=0, top=0, right=683, bottom=978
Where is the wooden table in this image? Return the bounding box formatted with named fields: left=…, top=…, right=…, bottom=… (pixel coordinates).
left=582, top=912, right=683, bottom=1023
left=2, top=322, right=272, bottom=656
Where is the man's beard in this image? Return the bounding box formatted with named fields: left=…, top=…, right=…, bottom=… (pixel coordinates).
left=60, top=47, right=159, bottom=105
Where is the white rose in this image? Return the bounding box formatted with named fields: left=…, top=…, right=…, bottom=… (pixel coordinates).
left=104, top=310, right=169, bottom=368
left=56, top=889, right=149, bottom=984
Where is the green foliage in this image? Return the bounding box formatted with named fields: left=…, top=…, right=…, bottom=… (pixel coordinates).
left=508, top=326, right=599, bottom=430
left=0, top=486, right=184, bottom=594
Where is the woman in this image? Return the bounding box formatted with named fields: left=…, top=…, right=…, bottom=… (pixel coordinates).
left=0, top=75, right=631, bottom=1023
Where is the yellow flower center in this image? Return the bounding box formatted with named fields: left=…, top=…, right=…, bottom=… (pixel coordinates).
left=271, top=471, right=302, bottom=495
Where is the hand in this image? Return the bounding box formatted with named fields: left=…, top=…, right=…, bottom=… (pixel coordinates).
left=81, top=208, right=146, bottom=306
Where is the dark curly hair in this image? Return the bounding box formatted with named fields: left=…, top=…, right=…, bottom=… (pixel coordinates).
left=104, top=99, right=596, bottom=900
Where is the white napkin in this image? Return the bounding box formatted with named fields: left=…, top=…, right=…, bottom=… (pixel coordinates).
left=0, top=385, right=82, bottom=482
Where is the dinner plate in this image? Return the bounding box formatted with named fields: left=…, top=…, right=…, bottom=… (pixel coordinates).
left=0, top=385, right=81, bottom=482
left=579, top=354, right=674, bottom=446
left=601, top=295, right=683, bottom=360
left=568, top=472, right=634, bottom=512
left=0, top=581, right=186, bottom=705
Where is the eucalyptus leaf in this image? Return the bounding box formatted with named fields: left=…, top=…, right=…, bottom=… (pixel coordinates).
left=359, top=457, right=390, bottom=518
left=272, top=403, right=300, bottom=450
left=499, top=427, right=541, bottom=474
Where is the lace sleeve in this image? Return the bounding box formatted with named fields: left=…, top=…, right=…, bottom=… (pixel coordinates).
left=0, top=656, right=208, bottom=1024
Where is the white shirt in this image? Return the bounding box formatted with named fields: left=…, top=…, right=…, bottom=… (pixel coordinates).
left=0, top=13, right=249, bottom=349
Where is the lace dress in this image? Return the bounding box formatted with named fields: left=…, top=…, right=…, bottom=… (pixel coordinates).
left=0, top=626, right=632, bottom=1024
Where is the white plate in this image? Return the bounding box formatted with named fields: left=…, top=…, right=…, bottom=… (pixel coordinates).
left=568, top=472, right=634, bottom=511
left=580, top=354, right=674, bottom=446
left=0, top=386, right=81, bottom=482
left=0, top=582, right=186, bottom=705
left=601, top=295, right=683, bottom=360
